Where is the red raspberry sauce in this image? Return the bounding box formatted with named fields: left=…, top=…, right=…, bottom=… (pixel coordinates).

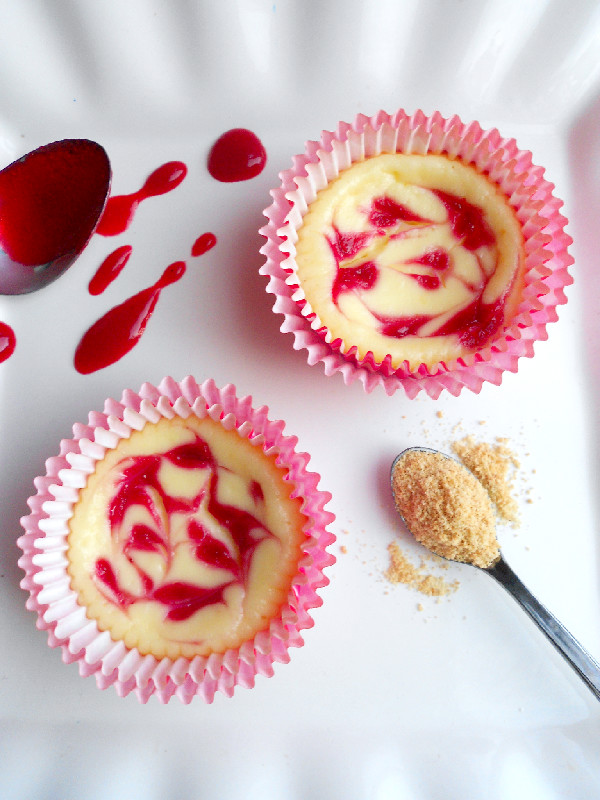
left=207, top=129, right=267, bottom=183
left=0, top=321, right=16, bottom=363
left=96, top=161, right=187, bottom=236
left=88, top=245, right=133, bottom=295
left=74, top=261, right=186, bottom=374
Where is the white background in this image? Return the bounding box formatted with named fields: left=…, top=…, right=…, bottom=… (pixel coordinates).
left=0, top=1, right=599, bottom=798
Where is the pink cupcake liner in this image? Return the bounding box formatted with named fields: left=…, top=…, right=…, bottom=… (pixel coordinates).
left=259, top=109, right=574, bottom=398
left=17, top=376, right=336, bottom=703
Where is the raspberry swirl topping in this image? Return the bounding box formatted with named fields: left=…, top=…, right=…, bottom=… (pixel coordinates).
left=294, top=154, right=524, bottom=369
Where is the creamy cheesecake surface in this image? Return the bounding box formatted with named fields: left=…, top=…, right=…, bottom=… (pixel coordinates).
left=67, top=415, right=306, bottom=660
left=294, top=153, right=525, bottom=370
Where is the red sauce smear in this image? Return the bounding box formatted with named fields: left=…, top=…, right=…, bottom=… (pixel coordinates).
left=95, top=558, right=135, bottom=607
left=437, top=295, right=506, bottom=349
left=378, top=314, right=429, bottom=339
left=368, top=196, right=429, bottom=228
left=207, top=128, right=267, bottom=183
left=74, top=261, right=185, bottom=374
left=413, top=248, right=450, bottom=271
left=0, top=139, right=110, bottom=267
left=378, top=296, right=505, bottom=347
left=328, top=227, right=374, bottom=262
left=433, top=190, right=494, bottom=251
left=409, top=273, right=442, bottom=290
left=96, top=161, right=187, bottom=236
left=0, top=321, right=16, bottom=363
left=94, top=436, right=274, bottom=621
left=332, top=261, right=378, bottom=305
left=88, top=244, right=133, bottom=295
left=191, top=232, right=217, bottom=257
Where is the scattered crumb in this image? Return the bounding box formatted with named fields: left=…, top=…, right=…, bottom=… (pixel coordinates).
left=417, top=603, right=424, bottom=612
left=451, top=435, right=520, bottom=525
left=385, top=541, right=459, bottom=597
left=339, top=545, right=347, bottom=554
left=436, top=410, right=443, bottom=419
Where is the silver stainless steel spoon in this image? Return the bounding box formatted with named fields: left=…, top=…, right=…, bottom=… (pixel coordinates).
left=0, top=138, right=111, bottom=294
left=391, top=447, right=600, bottom=701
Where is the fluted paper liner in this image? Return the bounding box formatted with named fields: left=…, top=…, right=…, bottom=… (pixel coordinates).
left=259, top=109, right=574, bottom=397
left=18, top=376, right=336, bottom=703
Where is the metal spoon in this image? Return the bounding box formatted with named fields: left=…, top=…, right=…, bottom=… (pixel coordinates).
left=391, top=447, right=600, bottom=701
left=0, top=139, right=111, bottom=294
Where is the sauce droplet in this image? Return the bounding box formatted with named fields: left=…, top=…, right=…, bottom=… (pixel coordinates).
left=88, top=245, right=133, bottom=295
left=191, top=232, right=217, bottom=257
left=96, top=161, right=188, bottom=236
left=0, top=321, right=16, bottom=363
left=74, top=261, right=186, bottom=374
left=207, top=129, right=267, bottom=183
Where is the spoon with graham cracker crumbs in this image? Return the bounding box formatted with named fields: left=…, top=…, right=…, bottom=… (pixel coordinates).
left=391, top=447, right=600, bottom=701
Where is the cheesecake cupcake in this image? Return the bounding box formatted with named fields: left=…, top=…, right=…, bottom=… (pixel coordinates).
left=18, top=376, right=335, bottom=703
left=260, top=109, right=573, bottom=397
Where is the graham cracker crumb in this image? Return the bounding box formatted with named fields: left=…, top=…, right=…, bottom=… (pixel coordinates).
left=451, top=435, right=519, bottom=525
left=385, top=541, right=459, bottom=597
left=391, top=450, right=499, bottom=568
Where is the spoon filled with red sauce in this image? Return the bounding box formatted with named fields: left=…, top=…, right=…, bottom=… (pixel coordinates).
left=0, top=139, right=111, bottom=294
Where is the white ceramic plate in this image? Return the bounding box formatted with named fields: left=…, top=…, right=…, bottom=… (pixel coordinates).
left=1, top=1, right=599, bottom=797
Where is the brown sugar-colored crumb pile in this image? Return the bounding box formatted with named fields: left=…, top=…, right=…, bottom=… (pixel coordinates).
left=385, top=541, right=458, bottom=596
left=391, top=449, right=500, bottom=569
left=451, top=436, right=520, bottom=525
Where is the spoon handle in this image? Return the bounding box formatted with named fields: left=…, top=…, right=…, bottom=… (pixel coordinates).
left=487, top=556, right=600, bottom=701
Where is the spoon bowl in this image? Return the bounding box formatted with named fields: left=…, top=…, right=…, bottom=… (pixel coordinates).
left=391, top=446, right=600, bottom=701
left=0, top=139, right=111, bottom=294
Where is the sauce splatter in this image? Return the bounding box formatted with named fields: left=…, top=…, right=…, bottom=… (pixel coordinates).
left=368, top=196, right=429, bottom=228
left=74, top=261, right=186, bottom=374
left=88, top=245, right=133, bottom=295
left=0, top=321, right=16, bottom=363
left=96, top=161, right=187, bottom=236
left=207, top=128, right=267, bottom=183
left=191, top=232, right=217, bottom=257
